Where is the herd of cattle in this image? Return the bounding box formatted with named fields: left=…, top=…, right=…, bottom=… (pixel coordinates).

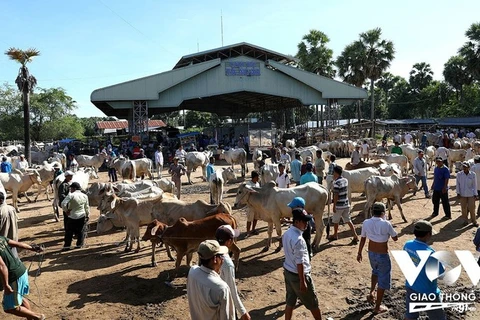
left=0, top=133, right=477, bottom=276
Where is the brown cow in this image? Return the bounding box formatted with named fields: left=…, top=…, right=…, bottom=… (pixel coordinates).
left=345, top=159, right=386, bottom=171
left=142, top=213, right=241, bottom=276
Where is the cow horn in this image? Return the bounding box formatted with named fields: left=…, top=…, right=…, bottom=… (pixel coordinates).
left=151, top=225, right=160, bottom=236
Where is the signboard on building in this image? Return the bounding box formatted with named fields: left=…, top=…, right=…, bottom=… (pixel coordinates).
left=225, top=61, right=261, bottom=76
left=131, top=135, right=141, bottom=142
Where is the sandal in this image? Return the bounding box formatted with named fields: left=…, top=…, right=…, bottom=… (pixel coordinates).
left=351, top=238, right=359, bottom=245
left=373, top=305, right=389, bottom=314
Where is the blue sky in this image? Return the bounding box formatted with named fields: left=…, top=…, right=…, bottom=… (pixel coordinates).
left=1, top=0, right=478, bottom=118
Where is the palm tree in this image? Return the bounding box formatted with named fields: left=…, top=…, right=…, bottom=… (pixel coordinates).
left=459, top=22, right=480, bottom=81
left=337, top=28, right=395, bottom=134
left=336, top=42, right=367, bottom=122
left=5, top=48, right=40, bottom=164
left=296, top=29, right=336, bottom=78
left=359, top=28, right=395, bottom=136
left=409, top=62, right=433, bottom=92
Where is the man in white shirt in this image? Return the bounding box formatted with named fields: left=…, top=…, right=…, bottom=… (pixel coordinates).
left=456, top=162, right=478, bottom=227
left=357, top=203, right=398, bottom=314
left=187, top=240, right=235, bottom=319
left=434, top=145, right=450, bottom=168
left=394, top=132, right=402, bottom=144
left=413, top=150, right=430, bottom=198
left=351, top=145, right=361, bottom=167
left=246, top=171, right=261, bottom=236
left=154, top=146, right=164, bottom=179
left=276, top=163, right=290, bottom=188
left=175, top=145, right=187, bottom=164
left=282, top=208, right=322, bottom=320
left=279, top=148, right=292, bottom=172
left=470, top=156, right=480, bottom=217
left=404, top=132, right=412, bottom=145
left=361, top=140, right=370, bottom=162
left=15, top=154, right=29, bottom=172
left=216, top=226, right=251, bottom=320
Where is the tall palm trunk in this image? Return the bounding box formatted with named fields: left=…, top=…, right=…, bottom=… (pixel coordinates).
left=21, top=66, right=31, bottom=164
left=370, top=79, right=375, bottom=138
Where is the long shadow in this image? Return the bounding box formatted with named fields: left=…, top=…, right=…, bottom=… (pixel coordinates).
left=249, top=301, right=285, bottom=319
left=18, top=214, right=58, bottom=228
left=67, top=265, right=185, bottom=309
left=237, top=255, right=284, bottom=279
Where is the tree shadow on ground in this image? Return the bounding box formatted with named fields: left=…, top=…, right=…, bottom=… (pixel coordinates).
left=66, top=265, right=185, bottom=309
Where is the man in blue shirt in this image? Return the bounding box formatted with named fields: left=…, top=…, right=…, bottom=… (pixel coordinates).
left=0, top=157, right=12, bottom=173
left=300, top=163, right=318, bottom=185
left=290, top=154, right=302, bottom=185
left=430, top=157, right=451, bottom=219
left=206, top=157, right=215, bottom=204
left=403, top=220, right=446, bottom=320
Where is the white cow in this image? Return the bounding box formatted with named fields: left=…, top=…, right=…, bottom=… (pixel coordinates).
left=30, top=151, right=50, bottom=165
left=448, top=149, right=466, bottom=172
left=465, top=148, right=475, bottom=161
left=233, top=181, right=328, bottom=251
left=252, top=149, right=263, bottom=171
left=400, top=144, right=418, bottom=172
left=425, top=146, right=436, bottom=170
left=209, top=168, right=236, bottom=204
left=325, top=167, right=381, bottom=205
left=375, top=154, right=409, bottom=175
left=364, top=174, right=417, bottom=222
left=110, top=157, right=153, bottom=180
left=185, top=151, right=212, bottom=184
left=52, top=169, right=97, bottom=220
left=285, top=139, right=296, bottom=148
left=0, top=170, right=42, bottom=212
left=30, top=162, right=56, bottom=201
left=259, top=163, right=279, bottom=186
left=76, top=153, right=108, bottom=174
left=154, top=178, right=176, bottom=194
left=220, top=148, right=248, bottom=178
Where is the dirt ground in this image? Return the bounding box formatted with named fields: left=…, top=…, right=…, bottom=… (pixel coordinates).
left=4, top=158, right=480, bottom=320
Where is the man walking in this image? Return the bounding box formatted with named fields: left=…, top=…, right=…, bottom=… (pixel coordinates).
left=216, top=226, right=251, bottom=320
left=413, top=150, right=430, bottom=198
left=168, top=157, right=186, bottom=199
left=0, top=236, right=45, bottom=320
left=328, top=166, right=359, bottom=243
left=207, top=157, right=216, bottom=204
left=290, top=154, right=302, bottom=185
left=58, top=170, right=74, bottom=228
left=402, top=221, right=446, bottom=320
left=456, top=162, right=478, bottom=227
left=187, top=240, right=235, bottom=319
left=430, top=157, right=451, bottom=219
left=282, top=208, right=323, bottom=320
left=314, top=150, right=325, bottom=185
left=245, top=171, right=260, bottom=236
left=470, top=156, right=480, bottom=217
left=154, top=146, right=164, bottom=179
left=357, top=203, right=398, bottom=314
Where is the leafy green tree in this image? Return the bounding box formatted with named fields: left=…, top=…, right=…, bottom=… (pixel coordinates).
left=30, top=88, right=77, bottom=141
left=79, top=117, right=105, bottom=137
left=185, top=111, right=220, bottom=129
left=377, top=72, right=399, bottom=110
left=459, top=22, right=480, bottom=81
left=409, top=62, right=433, bottom=92
left=296, top=29, right=335, bottom=78
left=0, top=83, right=22, bottom=116
left=42, top=115, right=84, bottom=140
left=443, top=55, right=473, bottom=102
left=5, top=48, right=40, bottom=163
left=387, top=77, right=414, bottom=119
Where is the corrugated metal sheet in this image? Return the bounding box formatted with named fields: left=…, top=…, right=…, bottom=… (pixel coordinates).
left=96, top=120, right=165, bottom=130
left=436, top=117, right=480, bottom=126
left=378, top=119, right=436, bottom=125
left=96, top=121, right=128, bottom=129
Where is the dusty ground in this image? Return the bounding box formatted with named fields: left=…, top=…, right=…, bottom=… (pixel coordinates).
left=4, top=158, right=480, bottom=320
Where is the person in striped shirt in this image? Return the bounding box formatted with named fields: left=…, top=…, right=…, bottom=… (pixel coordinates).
left=328, top=165, right=359, bottom=243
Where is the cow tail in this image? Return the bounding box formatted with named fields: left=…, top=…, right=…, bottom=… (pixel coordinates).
left=131, top=161, right=137, bottom=180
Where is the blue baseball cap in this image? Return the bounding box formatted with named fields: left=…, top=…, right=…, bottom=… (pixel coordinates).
left=287, top=197, right=305, bottom=208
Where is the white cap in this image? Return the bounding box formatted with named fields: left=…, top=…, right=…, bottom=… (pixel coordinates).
left=65, top=170, right=74, bottom=176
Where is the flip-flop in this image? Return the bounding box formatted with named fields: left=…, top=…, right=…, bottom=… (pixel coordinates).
left=351, top=238, right=359, bottom=245
left=366, top=294, right=375, bottom=304
left=373, top=305, right=389, bottom=314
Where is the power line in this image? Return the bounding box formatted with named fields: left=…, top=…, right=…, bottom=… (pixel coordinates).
left=97, top=0, right=175, bottom=57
